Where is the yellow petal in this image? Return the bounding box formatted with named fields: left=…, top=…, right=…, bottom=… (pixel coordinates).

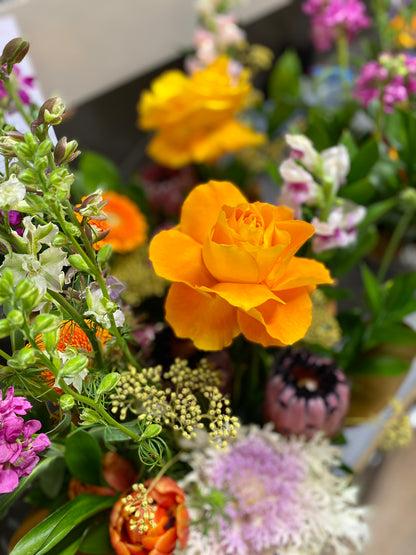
left=201, top=282, right=284, bottom=311
left=165, top=283, right=240, bottom=351
left=272, top=257, right=333, bottom=291
left=149, top=229, right=215, bottom=287
left=180, top=181, right=247, bottom=244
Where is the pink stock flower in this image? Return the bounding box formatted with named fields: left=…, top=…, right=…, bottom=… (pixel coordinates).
left=302, top=0, right=370, bottom=52
left=0, top=387, right=50, bottom=493
left=311, top=203, right=366, bottom=253
left=0, top=65, right=35, bottom=108
left=355, top=53, right=416, bottom=113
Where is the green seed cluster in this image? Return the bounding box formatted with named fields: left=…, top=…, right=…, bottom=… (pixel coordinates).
left=110, top=358, right=239, bottom=447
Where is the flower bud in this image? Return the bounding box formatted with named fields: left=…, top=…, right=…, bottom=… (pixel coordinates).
left=31, top=97, right=66, bottom=132
left=52, top=233, right=67, bottom=247
left=37, top=138, right=53, bottom=157
left=18, top=169, right=38, bottom=184
left=68, top=254, right=91, bottom=273
left=60, top=354, right=88, bottom=377
left=97, top=244, right=113, bottom=268
left=95, top=372, right=120, bottom=397
left=32, top=314, right=60, bottom=335
left=15, top=279, right=37, bottom=301
left=54, top=137, right=80, bottom=165
left=0, top=319, right=12, bottom=338
left=41, top=329, right=59, bottom=352
left=80, top=408, right=101, bottom=425
left=0, top=37, right=30, bottom=67
left=7, top=309, right=24, bottom=327
left=60, top=394, right=75, bottom=411
left=49, top=168, right=74, bottom=187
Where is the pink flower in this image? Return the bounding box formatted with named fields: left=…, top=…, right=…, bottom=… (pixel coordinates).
left=0, top=387, right=50, bottom=493
left=302, top=0, right=370, bottom=52
left=278, top=159, right=319, bottom=215
left=311, top=203, right=366, bottom=253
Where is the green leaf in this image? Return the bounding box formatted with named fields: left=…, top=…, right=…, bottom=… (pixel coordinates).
left=347, top=139, right=379, bottom=183
left=349, top=354, right=409, bottom=376
left=79, top=516, right=113, bottom=554
left=38, top=457, right=67, bottom=499
left=9, top=495, right=116, bottom=555
left=65, top=429, right=104, bottom=486
left=339, top=177, right=376, bottom=204
left=267, top=49, right=302, bottom=101
left=366, top=323, right=416, bottom=349
left=339, top=129, right=358, bottom=159
left=90, top=419, right=141, bottom=443
left=360, top=264, right=381, bottom=315
left=0, top=456, right=60, bottom=519
left=44, top=524, right=88, bottom=555
left=79, top=151, right=122, bottom=192
left=362, top=198, right=396, bottom=226
left=384, top=272, right=416, bottom=322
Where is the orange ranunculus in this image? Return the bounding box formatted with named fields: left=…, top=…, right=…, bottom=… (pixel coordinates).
left=109, top=476, right=189, bottom=555
left=83, top=191, right=148, bottom=253
left=149, top=180, right=333, bottom=351
left=68, top=451, right=137, bottom=499
left=137, top=56, right=265, bottom=168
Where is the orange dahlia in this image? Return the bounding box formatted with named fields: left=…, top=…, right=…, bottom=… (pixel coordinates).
left=83, top=191, right=148, bottom=253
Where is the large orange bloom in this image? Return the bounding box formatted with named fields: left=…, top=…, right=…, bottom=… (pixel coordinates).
left=109, top=476, right=189, bottom=555
left=138, top=56, right=265, bottom=168
left=149, top=181, right=333, bottom=351
left=85, top=191, right=148, bottom=253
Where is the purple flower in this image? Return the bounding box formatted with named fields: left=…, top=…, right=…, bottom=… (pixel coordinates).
left=355, top=52, right=416, bottom=113
left=0, top=387, right=50, bottom=494
left=311, top=202, right=366, bottom=253
left=303, top=0, right=370, bottom=52
left=0, top=65, right=35, bottom=108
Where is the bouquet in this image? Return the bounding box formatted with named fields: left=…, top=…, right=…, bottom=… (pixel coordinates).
left=1, top=0, right=416, bottom=553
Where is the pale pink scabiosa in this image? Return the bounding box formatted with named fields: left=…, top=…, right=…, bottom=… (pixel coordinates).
left=302, top=0, right=370, bottom=52
left=0, top=387, right=50, bottom=493
left=355, top=52, right=416, bottom=113
left=264, top=349, right=350, bottom=438
left=181, top=425, right=368, bottom=555
left=311, top=202, right=366, bottom=253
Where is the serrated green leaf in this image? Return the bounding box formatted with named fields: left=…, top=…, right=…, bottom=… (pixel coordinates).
left=65, top=429, right=104, bottom=486
left=9, top=494, right=116, bottom=555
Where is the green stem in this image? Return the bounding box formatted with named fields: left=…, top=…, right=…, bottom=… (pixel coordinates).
left=47, top=289, right=104, bottom=368
left=0, top=348, right=10, bottom=360
left=58, top=380, right=143, bottom=443
left=2, top=77, right=32, bottom=127
left=336, top=32, right=349, bottom=71
left=378, top=205, right=415, bottom=282
left=145, top=452, right=181, bottom=494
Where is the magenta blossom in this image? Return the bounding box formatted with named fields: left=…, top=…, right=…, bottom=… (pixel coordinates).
left=0, top=387, right=50, bottom=493
left=355, top=52, right=416, bottom=113
left=0, top=65, right=35, bottom=108
left=303, top=0, right=370, bottom=52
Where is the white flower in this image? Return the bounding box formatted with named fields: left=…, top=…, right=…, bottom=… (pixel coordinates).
left=279, top=159, right=319, bottom=207
left=17, top=217, right=60, bottom=252
left=321, top=145, right=350, bottom=192
left=84, top=286, right=125, bottom=330
left=214, top=14, right=246, bottom=47
left=0, top=174, right=27, bottom=210
left=285, top=134, right=320, bottom=172
left=1, top=246, right=67, bottom=295
left=311, top=203, right=366, bottom=253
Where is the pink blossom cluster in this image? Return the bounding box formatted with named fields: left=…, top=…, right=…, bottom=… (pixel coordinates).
left=0, top=65, right=35, bottom=108
left=355, top=53, right=416, bottom=113
left=0, top=387, right=50, bottom=493
left=302, top=0, right=370, bottom=52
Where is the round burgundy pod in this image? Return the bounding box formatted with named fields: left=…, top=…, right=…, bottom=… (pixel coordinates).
left=264, top=349, right=350, bottom=438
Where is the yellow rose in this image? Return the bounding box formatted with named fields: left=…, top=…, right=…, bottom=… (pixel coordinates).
left=138, top=56, right=265, bottom=168
left=149, top=180, right=333, bottom=350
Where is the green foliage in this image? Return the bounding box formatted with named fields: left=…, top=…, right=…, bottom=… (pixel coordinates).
left=347, top=139, right=379, bottom=184
left=65, top=429, right=105, bottom=486
left=9, top=494, right=116, bottom=555
left=72, top=151, right=122, bottom=201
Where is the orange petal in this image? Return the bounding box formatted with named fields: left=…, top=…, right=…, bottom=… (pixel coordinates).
left=149, top=228, right=215, bottom=287
left=165, top=283, right=239, bottom=351
left=147, top=130, right=193, bottom=169
left=271, top=257, right=333, bottom=291
left=201, top=282, right=284, bottom=311
left=180, top=181, right=247, bottom=245
left=238, top=288, right=313, bottom=346
left=202, top=239, right=260, bottom=283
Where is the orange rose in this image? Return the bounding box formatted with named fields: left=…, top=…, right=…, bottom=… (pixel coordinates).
left=138, top=56, right=265, bottom=168
left=149, top=180, right=333, bottom=350
left=109, top=476, right=189, bottom=555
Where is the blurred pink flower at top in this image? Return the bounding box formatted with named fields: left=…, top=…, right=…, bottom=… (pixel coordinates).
left=302, top=0, right=370, bottom=52
left=214, top=14, right=246, bottom=47
left=311, top=203, right=366, bottom=253
left=0, top=387, right=50, bottom=493
left=0, top=65, right=35, bottom=107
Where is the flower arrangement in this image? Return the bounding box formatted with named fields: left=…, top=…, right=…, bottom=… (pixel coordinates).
left=1, top=0, right=416, bottom=553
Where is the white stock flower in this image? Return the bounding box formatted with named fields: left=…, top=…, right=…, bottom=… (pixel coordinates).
left=84, top=286, right=125, bottom=330
left=311, top=203, right=366, bottom=253
left=0, top=174, right=27, bottom=210
left=285, top=134, right=320, bottom=172
left=321, top=145, right=350, bottom=192
left=279, top=159, right=319, bottom=207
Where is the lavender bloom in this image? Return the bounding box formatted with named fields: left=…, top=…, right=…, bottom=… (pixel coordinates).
left=0, top=387, right=50, bottom=494
left=181, top=425, right=369, bottom=554
left=303, top=0, right=370, bottom=52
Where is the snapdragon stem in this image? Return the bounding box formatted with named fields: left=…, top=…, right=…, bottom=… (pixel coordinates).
left=58, top=380, right=143, bottom=444
left=377, top=204, right=415, bottom=282
left=2, top=77, right=32, bottom=128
